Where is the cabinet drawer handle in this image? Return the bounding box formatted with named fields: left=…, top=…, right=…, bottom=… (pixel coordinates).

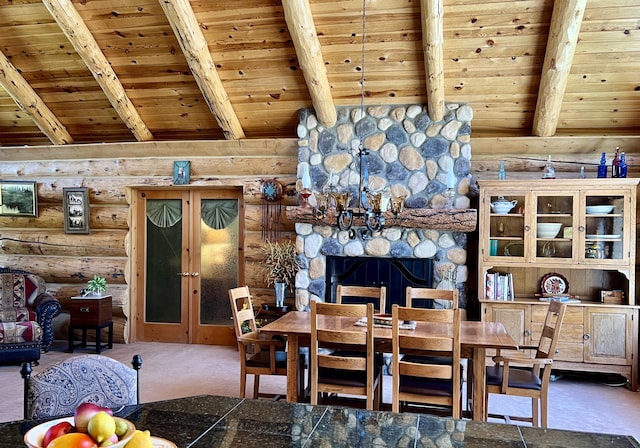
left=578, top=225, right=585, bottom=232
left=80, top=307, right=90, bottom=313
left=524, top=330, right=531, bottom=337
left=524, top=225, right=530, bottom=232
left=583, top=334, right=590, bottom=340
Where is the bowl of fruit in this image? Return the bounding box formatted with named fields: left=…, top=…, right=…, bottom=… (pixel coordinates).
left=24, top=403, right=136, bottom=448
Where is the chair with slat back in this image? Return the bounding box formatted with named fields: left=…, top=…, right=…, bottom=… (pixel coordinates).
left=484, top=300, right=567, bottom=428
left=310, top=301, right=382, bottom=410
left=391, top=304, right=463, bottom=417
left=229, top=286, right=298, bottom=400
left=405, top=287, right=458, bottom=310
left=336, top=285, right=387, bottom=314
left=404, top=287, right=466, bottom=410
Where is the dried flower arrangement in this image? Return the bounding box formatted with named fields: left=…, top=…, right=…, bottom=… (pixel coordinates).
left=262, top=240, right=300, bottom=291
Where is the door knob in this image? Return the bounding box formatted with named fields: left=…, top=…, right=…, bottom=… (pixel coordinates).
left=191, top=272, right=199, bottom=277
left=176, top=272, right=190, bottom=277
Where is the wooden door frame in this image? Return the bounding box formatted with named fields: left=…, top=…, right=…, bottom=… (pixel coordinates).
left=127, top=186, right=244, bottom=344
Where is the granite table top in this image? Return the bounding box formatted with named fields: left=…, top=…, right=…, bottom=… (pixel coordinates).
left=1, top=394, right=638, bottom=447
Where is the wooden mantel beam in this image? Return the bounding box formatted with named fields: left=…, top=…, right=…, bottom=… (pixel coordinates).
left=282, top=0, right=336, bottom=127
left=42, top=0, right=154, bottom=142
left=159, top=0, right=245, bottom=140
left=421, top=0, right=445, bottom=122
left=0, top=50, right=72, bottom=145
left=533, top=0, right=587, bottom=137
left=286, top=206, right=477, bottom=232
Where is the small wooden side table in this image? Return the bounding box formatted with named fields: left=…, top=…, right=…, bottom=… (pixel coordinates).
left=68, top=295, right=113, bottom=354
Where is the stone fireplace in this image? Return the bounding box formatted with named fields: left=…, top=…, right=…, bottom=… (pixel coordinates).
left=290, top=103, right=474, bottom=312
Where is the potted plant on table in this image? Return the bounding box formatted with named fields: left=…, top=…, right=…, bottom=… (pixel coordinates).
left=84, top=275, right=108, bottom=297
left=262, top=240, right=300, bottom=308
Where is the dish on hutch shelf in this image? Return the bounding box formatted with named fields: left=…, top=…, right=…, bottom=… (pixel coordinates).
left=504, top=242, right=524, bottom=257
left=586, top=234, right=620, bottom=239
left=585, top=205, right=615, bottom=214
left=540, top=272, right=569, bottom=295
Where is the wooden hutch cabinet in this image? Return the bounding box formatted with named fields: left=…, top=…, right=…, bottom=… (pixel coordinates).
left=477, top=178, right=639, bottom=391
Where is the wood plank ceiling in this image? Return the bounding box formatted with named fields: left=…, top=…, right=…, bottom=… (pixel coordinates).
left=0, top=0, right=637, bottom=147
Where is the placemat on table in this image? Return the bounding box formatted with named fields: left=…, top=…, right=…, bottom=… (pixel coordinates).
left=354, top=317, right=416, bottom=330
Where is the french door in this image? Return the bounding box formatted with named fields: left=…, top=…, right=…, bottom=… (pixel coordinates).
left=131, top=188, right=244, bottom=345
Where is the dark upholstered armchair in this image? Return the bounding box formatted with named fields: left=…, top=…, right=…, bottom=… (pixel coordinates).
left=0, top=268, right=61, bottom=365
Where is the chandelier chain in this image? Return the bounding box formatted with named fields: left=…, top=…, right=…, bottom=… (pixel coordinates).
left=359, top=0, right=367, bottom=129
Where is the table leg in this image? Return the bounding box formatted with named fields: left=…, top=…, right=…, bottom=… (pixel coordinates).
left=107, top=322, right=113, bottom=349
left=287, top=335, right=300, bottom=402
left=472, top=347, right=486, bottom=421
left=68, top=326, right=74, bottom=353
left=95, top=327, right=102, bottom=354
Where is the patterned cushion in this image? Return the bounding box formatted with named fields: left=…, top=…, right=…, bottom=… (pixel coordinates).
left=0, top=272, right=43, bottom=322
left=27, top=355, right=138, bottom=420
left=0, top=321, right=42, bottom=343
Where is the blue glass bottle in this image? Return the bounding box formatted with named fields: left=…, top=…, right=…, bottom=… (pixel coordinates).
left=498, top=160, right=506, bottom=180
left=597, top=152, right=607, bottom=178
left=619, top=152, right=627, bottom=178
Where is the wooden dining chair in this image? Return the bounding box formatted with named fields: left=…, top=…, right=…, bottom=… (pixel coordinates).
left=336, top=285, right=387, bottom=314
left=484, top=300, right=567, bottom=428
left=310, top=301, right=382, bottom=410
left=391, top=304, right=463, bottom=417
left=229, top=286, right=302, bottom=400
left=406, top=286, right=458, bottom=310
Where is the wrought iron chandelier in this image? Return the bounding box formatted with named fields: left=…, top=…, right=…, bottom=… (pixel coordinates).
left=302, top=0, right=406, bottom=240
left=332, top=0, right=387, bottom=238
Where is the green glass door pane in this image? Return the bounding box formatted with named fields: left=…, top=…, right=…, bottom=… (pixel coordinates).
left=199, top=199, right=238, bottom=325
left=146, top=199, right=182, bottom=323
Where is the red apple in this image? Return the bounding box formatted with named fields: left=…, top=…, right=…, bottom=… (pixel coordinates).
left=74, top=403, right=113, bottom=434
left=42, top=421, right=75, bottom=448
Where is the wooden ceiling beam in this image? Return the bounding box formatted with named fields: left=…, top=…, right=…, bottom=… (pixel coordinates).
left=0, top=50, right=72, bottom=145
left=42, top=0, right=154, bottom=142
left=159, top=0, right=245, bottom=140
left=421, top=0, right=445, bottom=122
left=282, top=0, right=336, bottom=127
left=532, top=0, right=587, bottom=137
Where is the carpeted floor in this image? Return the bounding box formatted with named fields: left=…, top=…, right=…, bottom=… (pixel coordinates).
left=1, top=340, right=639, bottom=441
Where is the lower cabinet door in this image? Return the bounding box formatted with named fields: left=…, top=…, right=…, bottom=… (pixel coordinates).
left=583, top=307, right=633, bottom=365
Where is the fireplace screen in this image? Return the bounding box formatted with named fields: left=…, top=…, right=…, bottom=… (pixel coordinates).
left=325, top=256, right=434, bottom=313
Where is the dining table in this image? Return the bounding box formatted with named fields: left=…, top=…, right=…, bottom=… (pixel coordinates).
left=259, top=310, right=518, bottom=421
left=2, top=394, right=638, bottom=447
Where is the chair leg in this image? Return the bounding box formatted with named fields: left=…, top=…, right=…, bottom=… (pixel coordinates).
left=240, top=371, right=247, bottom=398
left=484, top=391, right=489, bottom=422
left=532, top=397, right=540, bottom=427
left=253, top=375, right=260, bottom=399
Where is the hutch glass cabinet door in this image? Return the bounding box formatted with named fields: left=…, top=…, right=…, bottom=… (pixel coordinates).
left=580, top=190, right=630, bottom=266
left=533, top=192, right=577, bottom=262
left=483, top=191, right=527, bottom=261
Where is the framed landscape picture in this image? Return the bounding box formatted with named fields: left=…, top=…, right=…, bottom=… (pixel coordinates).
left=63, top=187, right=90, bottom=234
left=0, top=180, right=38, bottom=217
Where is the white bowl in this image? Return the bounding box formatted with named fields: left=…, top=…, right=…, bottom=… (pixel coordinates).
left=586, top=205, right=614, bottom=214
left=24, top=416, right=136, bottom=448
left=537, top=223, right=562, bottom=238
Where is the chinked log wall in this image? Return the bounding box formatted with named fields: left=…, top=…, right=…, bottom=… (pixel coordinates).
left=0, top=135, right=637, bottom=343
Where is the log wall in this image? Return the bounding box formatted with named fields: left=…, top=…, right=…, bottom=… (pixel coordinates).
left=0, top=135, right=637, bottom=343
